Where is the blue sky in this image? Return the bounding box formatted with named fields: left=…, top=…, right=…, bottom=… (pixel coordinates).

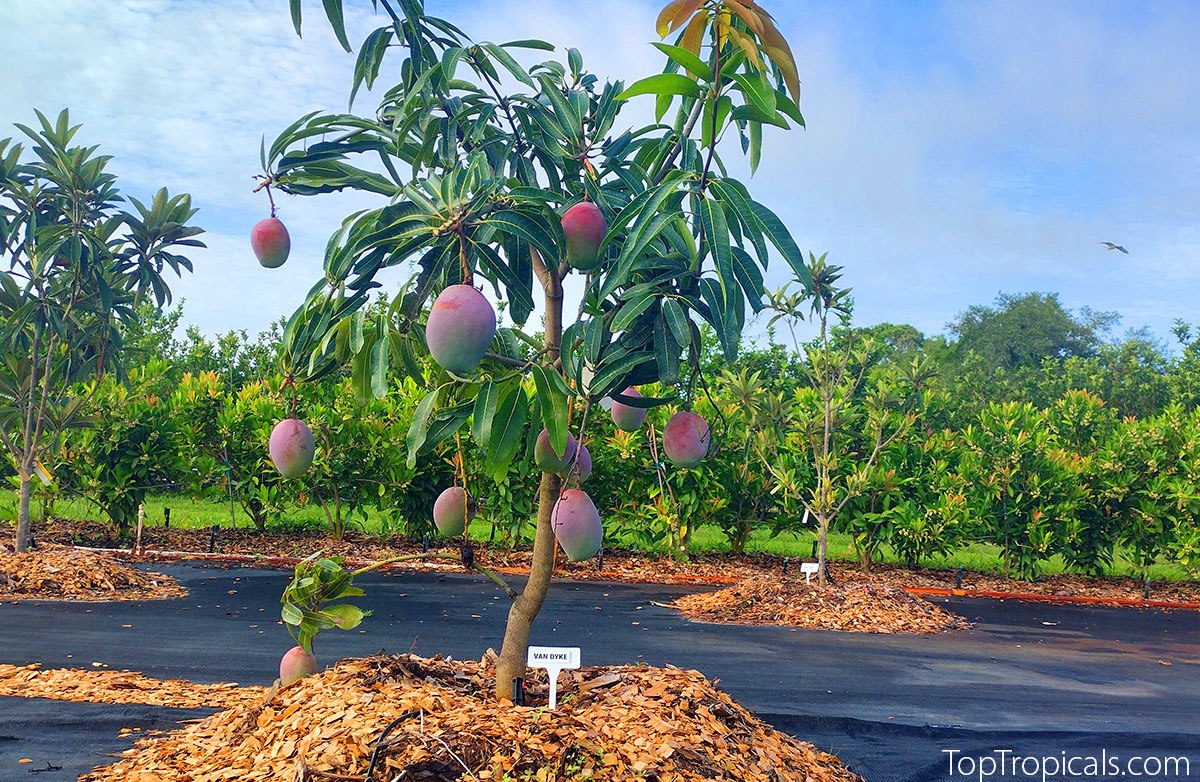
left=1, top=0, right=1197, bottom=348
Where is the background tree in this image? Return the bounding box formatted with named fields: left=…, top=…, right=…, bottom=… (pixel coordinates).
left=0, top=110, right=203, bottom=551
left=269, top=0, right=808, bottom=698
left=947, top=291, right=1117, bottom=372
left=758, top=253, right=925, bottom=584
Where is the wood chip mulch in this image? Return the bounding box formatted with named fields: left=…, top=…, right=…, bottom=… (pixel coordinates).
left=80, top=653, right=862, bottom=782
left=857, top=562, right=1200, bottom=604
left=670, top=577, right=972, bottom=634
left=0, top=544, right=186, bottom=602
left=0, top=663, right=262, bottom=710
left=9, top=517, right=1198, bottom=603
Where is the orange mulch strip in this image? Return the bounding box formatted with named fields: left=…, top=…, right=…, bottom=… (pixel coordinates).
left=671, top=577, right=972, bottom=634
left=0, top=663, right=263, bottom=710
left=857, top=562, right=1200, bottom=604
left=10, top=517, right=1196, bottom=604
left=0, top=545, right=186, bottom=602
left=81, top=654, right=863, bottom=782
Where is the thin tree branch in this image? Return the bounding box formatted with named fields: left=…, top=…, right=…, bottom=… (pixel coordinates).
left=651, top=97, right=706, bottom=186
left=482, top=351, right=528, bottom=369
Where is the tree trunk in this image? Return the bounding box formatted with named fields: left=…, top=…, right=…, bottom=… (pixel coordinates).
left=494, top=469, right=561, bottom=699
left=729, top=521, right=748, bottom=555
left=15, top=470, right=32, bottom=553
left=817, top=514, right=829, bottom=586
left=494, top=255, right=563, bottom=701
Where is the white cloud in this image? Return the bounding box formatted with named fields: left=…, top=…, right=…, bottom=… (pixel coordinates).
left=2, top=0, right=1197, bottom=345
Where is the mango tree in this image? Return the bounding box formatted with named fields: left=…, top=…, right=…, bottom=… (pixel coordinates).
left=757, top=254, right=925, bottom=584
left=0, top=110, right=203, bottom=551
left=267, top=0, right=808, bottom=698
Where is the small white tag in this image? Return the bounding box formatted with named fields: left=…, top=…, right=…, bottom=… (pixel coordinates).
left=527, top=646, right=581, bottom=709
left=800, top=562, right=819, bottom=585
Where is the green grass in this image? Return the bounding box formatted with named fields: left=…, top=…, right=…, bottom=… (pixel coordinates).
left=1, top=490, right=1191, bottom=582
left=685, top=525, right=1189, bottom=581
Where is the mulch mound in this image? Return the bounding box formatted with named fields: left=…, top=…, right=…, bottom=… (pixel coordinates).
left=0, top=663, right=260, bottom=710
left=671, top=577, right=971, bottom=634
left=80, top=653, right=862, bottom=782
left=0, top=544, right=185, bottom=602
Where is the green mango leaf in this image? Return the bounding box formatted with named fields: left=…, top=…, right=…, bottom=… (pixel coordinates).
left=486, top=385, right=528, bottom=481
left=370, top=321, right=389, bottom=399
left=483, top=212, right=561, bottom=269
left=499, top=39, right=555, bottom=51
left=730, top=71, right=777, bottom=118
left=349, top=27, right=394, bottom=108
left=750, top=200, right=812, bottom=289
left=616, top=73, right=702, bottom=101
left=406, top=388, right=440, bottom=468
left=697, top=194, right=732, bottom=298
left=479, top=42, right=536, bottom=88
left=707, top=178, right=769, bottom=267
left=651, top=42, right=713, bottom=81
left=320, top=0, right=352, bottom=52
left=653, top=312, right=681, bottom=386
left=662, top=298, right=691, bottom=346
left=472, top=379, right=500, bottom=445
left=321, top=603, right=366, bottom=630
left=281, top=602, right=304, bottom=626
left=531, top=364, right=570, bottom=456
left=611, top=292, right=658, bottom=332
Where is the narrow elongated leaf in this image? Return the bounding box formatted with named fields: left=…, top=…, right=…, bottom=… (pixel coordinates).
left=289, top=0, right=303, bottom=37
left=591, top=349, right=655, bottom=399
left=731, top=72, right=777, bottom=117
left=349, top=27, right=394, bottom=107
left=423, top=401, right=474, bottom=449
left=611, top=292, right=657, bottom=332
left=370, top=318, right=389, bottom=398
left=486, top=385, right=528, bottom=481
left=500, top=39, right=555, bottom=51
left=472, top=379, right=500, bottom=445
left=321, top=0, right=352, bottom=52
left=349, top=310, right=365, bottom=354
left=651, top=42, right=713, bottom=81
left=699, top=277, right=742, bottom=362
left=653, top=312, right=681, bottom=385
left=536, top=74, right=584, bottom=144
left=708, top=178, right=769, bottom=266
left=479, top=42, right=536, bottom=87
left=731, top=246, right=766, bottom=311
left=662, top=298, right=691, bottom=346
left=616, top=74, right=701, bottom=101
left=406, top=389, right=440, bottom=468
left=531, top=364, right=569, bottom=455
left=484, top=212, right=561, bottom=269
left=473, top=239, right=534, bottom=325
left=350, top=334, right=373, bottom=400
left=750, top=200, right=812, bottom=288
left=698, top=194, right=733, bottom=297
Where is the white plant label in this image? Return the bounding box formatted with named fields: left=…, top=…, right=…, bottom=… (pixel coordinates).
left=800, top=562, right=819, bottom=585
left=527, top=646, right=581, bottom=709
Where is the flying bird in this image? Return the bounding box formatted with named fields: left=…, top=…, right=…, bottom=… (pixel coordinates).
left=1100, top=242, right=1129, bottom=254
